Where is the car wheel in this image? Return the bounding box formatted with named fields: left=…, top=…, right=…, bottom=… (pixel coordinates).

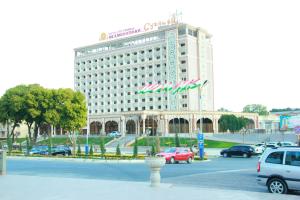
left=170, top=157, right=175, bottom=164
left=187, top=157, right=192, bottom=164
left=243, top=153, right=248, bottom=158
left=268, top=178, right=288, bottom=194
left=223, top=153, right=228, bottom=158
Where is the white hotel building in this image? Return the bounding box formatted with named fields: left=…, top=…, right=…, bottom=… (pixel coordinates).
left=74, top=23, right=258, bottom=136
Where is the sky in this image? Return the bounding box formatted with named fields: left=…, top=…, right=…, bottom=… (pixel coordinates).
left=0, top=0, right=299, bottom=112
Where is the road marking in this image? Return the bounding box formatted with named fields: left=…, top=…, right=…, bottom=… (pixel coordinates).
left=164, top=168, right=254, bottom=180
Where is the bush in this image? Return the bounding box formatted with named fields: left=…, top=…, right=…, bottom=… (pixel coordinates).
left=116, top=144, right=121, bottom=156
left=89, top=145, right=94, bottom=156
left=77, top=143, right=81, bottom=155
left=175, top=133, right=180, bottom=147
left=150, top=144, right=156, bottom=156
left=99, top=137, right=106, bottom=157
left=133, top=138, right=138, bottom=157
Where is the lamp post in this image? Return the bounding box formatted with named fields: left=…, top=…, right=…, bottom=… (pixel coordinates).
left=198, top=80, right=208, bottom=160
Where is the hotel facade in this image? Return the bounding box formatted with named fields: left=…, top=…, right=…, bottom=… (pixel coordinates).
left=74, top=22, right=258, bottom=136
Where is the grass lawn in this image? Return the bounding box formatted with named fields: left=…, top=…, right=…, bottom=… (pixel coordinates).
left=135, top=137, right=239, bottom=148
left=37, top=136, right=113, bottom=146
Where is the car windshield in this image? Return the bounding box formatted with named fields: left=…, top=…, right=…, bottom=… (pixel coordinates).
left=164, top=148, right=176, bottom=153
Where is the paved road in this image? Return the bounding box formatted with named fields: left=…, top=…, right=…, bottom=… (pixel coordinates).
left=7, top=157, right=263, bottom=191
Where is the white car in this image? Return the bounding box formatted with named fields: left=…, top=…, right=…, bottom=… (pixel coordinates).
left=257, top=147, right=300, bottom=194
left=253, top=144, right=265, bottom=154
left=278, top=141, right=297, bottom=147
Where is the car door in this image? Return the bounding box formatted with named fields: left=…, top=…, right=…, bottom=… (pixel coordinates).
left=283, top=151, right=300, bottom=190
left=230, top=146, right=240, bottom=156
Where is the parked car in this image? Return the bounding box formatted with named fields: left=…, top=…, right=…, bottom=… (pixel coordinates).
left=220, top=145, right=255, bottom=158
left=257, top=147, right=300, bottom=194
left=156, top=147, right=194, bottom=164
left=29, top=145, right=49, bottom=155
left=108, top=131, right=122, bottom=138
left=253, top=144, right=265, bottom=154
left=278, top=141, right=297, bottom=147
left=51, top=145, right=72, bottom=156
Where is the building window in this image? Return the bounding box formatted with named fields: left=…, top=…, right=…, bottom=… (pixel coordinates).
left=181, top=69, right=186, bottom=73
left=182, top=104, right=187, bottom=108
left=150, top=106, right=153, bottom=110
left=181, top=60, right=186, bottom=64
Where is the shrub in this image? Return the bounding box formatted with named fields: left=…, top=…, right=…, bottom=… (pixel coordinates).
left=89, top=145, right=94, bottom=156
left=151, top=144, right=156, bottom=156
left=116, top=144, right=121, bottom=156
left=133, top=138, right=138, bottom=157
left=99, top=137, right=106, bottom=157
left=77, top=143, right=81, bottom=155
left=26, top=136, right=31, bottom=155
left=175, top=133, right=180, bottom=147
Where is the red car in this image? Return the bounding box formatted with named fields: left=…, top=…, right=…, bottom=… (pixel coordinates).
left=156, top=147, right=194, bottom=164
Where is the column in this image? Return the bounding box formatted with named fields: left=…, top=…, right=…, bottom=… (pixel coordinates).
left=213, top=118, right=219, bottom=133
left=135, top=120, right=138, bottom=136
left=137, top=120, right=141, bottom=136
left=122, top=117, right=126, bottom=136
left=164, top=118, right=168, bottom=136
left=102, top=119, right=105, bottom=136
left=189, top=118, right=193, bottom=134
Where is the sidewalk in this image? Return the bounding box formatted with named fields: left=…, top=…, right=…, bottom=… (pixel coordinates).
left=0, top=175, right=298, bottom=200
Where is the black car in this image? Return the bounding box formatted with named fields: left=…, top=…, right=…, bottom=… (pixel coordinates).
left=51, top=146, right=72, bottom=156
left=220, top=145, right=255, bottom=158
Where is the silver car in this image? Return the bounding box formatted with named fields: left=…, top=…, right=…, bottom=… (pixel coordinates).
left=257, top=147, right=300, bottom=194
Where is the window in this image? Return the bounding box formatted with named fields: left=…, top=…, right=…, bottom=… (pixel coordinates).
left=182, top=104, right=187, bottom=108
left=181, top=69, right=186, bottom=73
left=135, top=107, right=138, bottom=111
left=181, top=60, right=186, bottom=64
left=150, top=106, right=153, bottom=110
left=266, top=152, right=284, bottom=164
left=285, top=151, right=300, bottom=166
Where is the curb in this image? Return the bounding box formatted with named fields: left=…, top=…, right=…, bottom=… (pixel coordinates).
left=7, top=156, right=146, bottom=164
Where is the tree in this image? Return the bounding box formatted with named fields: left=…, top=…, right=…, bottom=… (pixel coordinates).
left=175, top=133, right=180, bottom=147
left=133, top=138, right=138, bottom=158
left=59, top=89, right=87, bottom=154
left=0, top=85, right=27, bottom=143
left=116, top=144, right=121, bottom=156
left=99, top=137, right=106, bottom=157
left=219, top=114, right=239, bottom=132
left=243, top=104, right=268, bottom=116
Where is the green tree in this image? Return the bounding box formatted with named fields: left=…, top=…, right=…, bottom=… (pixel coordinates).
left=0, top=85, right=27, bottom=143
left=59, top=89, right=87, bottom=154
left=116, top=144, right=121, bottom=156
left=133, top=138, right=138, bottom=157
left=175, top=133, right=180, bottom=147
left=219, top=114, right=239, bottom=132
left=243, top=104, right=269, bottom=116
left=99, top=137, right=106, bottom=157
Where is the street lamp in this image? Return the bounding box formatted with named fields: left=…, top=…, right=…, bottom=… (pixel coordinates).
left=198, top=80, right=208, bottom=160
left=199, top=80, right=208, bottom=133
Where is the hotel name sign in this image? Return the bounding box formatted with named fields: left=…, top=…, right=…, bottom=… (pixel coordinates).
left=137, top=79, right=207, bottom=95
left=99, top=16, right=178, bottom=41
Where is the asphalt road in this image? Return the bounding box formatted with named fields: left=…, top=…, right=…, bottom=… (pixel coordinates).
left=7, top=157, right=266, bottom=192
